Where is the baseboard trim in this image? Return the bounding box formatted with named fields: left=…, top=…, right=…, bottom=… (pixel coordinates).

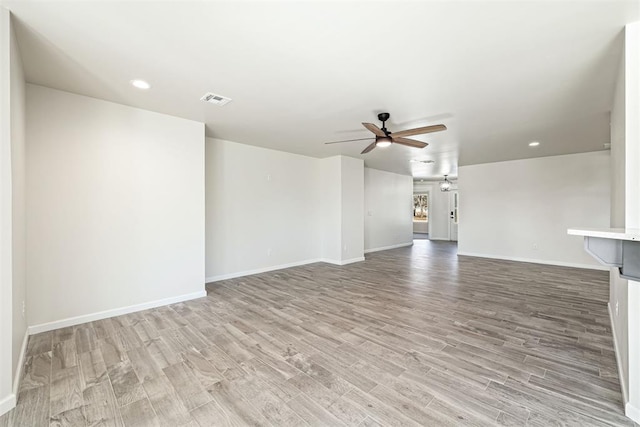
left=626, top=402, right=640, bottom=424
left=365, top=242, right=413, bottom=254
left=0, top=393, right=16, bottom=417
left=456, top=251, right=608, bottom=271
left=320, top=257, right=365, bottom=266
left=609, top=302, right=629, bottom=406
left=206, top=257, right=370, bottom=283
left=12, top=330, right=28, bottom=397
left=28, top=290, right=207, bottom=335
left=428, top=237, right=450, bottom=241
left=206, top=258, right=325, bottom=283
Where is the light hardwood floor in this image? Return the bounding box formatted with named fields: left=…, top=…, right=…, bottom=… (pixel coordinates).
left=0, top=240, right=634, bottom=426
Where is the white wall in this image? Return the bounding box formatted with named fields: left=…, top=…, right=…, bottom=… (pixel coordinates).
left=0, top=9, right=27, bottom=416
left=0, top=7, right=15, bottom=415
left=413, top=181, right=455, bottom=241
left=608, top=23, right=640, bottom=423
left=611, top=47, right=626, bottom=230
left=413, top=221, right=428, bottom=234
left=205, top=146, right=368, bottom=280
left=340, top=156, right=364, bottom=262
left=629, top=281, right=640, bottom=421
left=625, top=22, right=640, bottom=231
left=9, top=10, right=25, bottom=398
left=205, top=138, right=321, bottom=281
left=317, top=156, right=365, bottom=264
left=609, top=36, right=629, bottom=406
left=621, top=21, right=640, bottom=422
left=0, top=8, right=27, bottom=415
left=26, top=85, right=205, bottom=327
left=364, top=168, right=413, bottom=252
left=319, top=156, right=341, bottom=262
left=458, top=151, right=610, bottom=269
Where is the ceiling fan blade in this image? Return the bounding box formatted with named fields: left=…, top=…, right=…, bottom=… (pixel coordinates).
left=390, top=124, right=447, bottom=138
left=361, top=141, right=377, bottom=154
left=392, top=137, right=428, bottom=149
left=362, top=123, right=386, bottom=137
left=325, top=137, right=375, bottom=145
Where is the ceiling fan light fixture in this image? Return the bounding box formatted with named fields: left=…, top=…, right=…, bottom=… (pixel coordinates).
left=376, top=137, right=392, bottom=148
left=439, top=175, right=452, bottom=192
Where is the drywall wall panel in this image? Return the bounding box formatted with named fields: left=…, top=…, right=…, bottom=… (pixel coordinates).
left=340, top=156, right=364, bottom=262
left=0, top=6, right=14, bottom=413
left=319, top=156, right=342, bottom=262
left=458, top=151, right=610, bottom=268
left=364, top=168, right=412, bottom=251
left=609, top=35, right=629, bottom=404
left=9, top=11, right=25, bottom=393
left=205, top=138, right=321, bottom=279
left=623, top=21, right=640, bottom=420
left=26, top=85, right=205, bottom=326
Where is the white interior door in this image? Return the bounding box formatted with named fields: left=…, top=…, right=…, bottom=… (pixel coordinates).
left=449, top=191, right=458, bottom=241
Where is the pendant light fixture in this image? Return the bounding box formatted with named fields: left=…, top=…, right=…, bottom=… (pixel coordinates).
left=439, top=175, right=452, bottom=192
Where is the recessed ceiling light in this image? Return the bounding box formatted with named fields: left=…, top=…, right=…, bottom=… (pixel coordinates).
left=528, top=141, right=540, bottom=147
left=130, top=79, right=151, bottom=90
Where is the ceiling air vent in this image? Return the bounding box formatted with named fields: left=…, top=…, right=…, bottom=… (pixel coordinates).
left=200, top=92, right=232, bottom=106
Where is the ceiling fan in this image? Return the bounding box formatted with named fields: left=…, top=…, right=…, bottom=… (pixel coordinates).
left=325, top=112, right=447, bottom=154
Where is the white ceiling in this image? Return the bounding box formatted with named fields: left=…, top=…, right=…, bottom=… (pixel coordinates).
left=3, top=1, right=638, bottom=178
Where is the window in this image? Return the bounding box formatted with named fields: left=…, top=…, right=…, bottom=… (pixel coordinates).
left=413, top=194, right=428, bottom=222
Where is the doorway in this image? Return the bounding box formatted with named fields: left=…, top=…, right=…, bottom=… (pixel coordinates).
left=413, top=193, right=429, bottom=240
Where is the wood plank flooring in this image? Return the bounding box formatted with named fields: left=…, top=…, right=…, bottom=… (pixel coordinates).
left=0, top=240, right=634, bottom=426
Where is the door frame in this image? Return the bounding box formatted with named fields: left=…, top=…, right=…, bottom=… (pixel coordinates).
left=449, top=190, right=459, bottom=241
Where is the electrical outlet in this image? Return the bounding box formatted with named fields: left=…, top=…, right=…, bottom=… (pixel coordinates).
left=21, top=301, right=25, bottom=319
left=266, top=173, right=272, bottom=181
left=616, top=301, right=619, bottom=316
left=343, top=244, right=348, bottom=252
left=267, top=248, right=272, bottom=256
left=532, top=243, right=538, bottom=250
